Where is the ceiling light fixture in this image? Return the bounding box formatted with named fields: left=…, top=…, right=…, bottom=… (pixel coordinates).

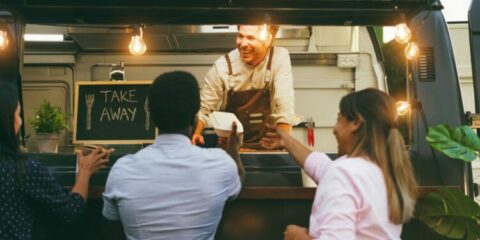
left=24, top=34, right=64, bottom=42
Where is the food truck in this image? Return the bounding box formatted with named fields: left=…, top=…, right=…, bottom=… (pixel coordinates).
left=1, top=0, right=479, bottom=239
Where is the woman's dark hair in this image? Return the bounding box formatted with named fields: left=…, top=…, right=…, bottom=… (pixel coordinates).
left=148, top=71, right=200, bottom=133
left=0, top=81, right=20, bottom=158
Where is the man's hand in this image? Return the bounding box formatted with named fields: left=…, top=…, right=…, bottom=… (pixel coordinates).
left=218, top=122, right=243, bottom=152
left=218, top=122, right=245, bottom=183
left=284, top=224, right=312, bottom=240
left=191, top=134, right=205, bottom=145
left=192, top=121, right=205, bottom=145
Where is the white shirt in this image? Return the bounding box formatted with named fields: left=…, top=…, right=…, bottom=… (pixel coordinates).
left=304, top=152, right=402, bottom=240
left=198, top=47, right=298, bottom=126
left=102, top=134, right=241, bottom=240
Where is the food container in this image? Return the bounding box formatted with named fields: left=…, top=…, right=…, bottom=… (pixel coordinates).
left=209, top=111, right=244, bottom=137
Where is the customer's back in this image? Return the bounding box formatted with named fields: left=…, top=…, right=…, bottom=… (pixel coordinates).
left=102, top=71, right=242, bottom=240
left=104, top=136, right=239, bottom=239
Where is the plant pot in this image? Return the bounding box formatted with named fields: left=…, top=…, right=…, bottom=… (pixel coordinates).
left=36, top=133, right=59, bottom=153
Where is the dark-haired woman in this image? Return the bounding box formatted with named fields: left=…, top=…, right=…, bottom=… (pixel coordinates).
left=0, top=82, right=111, bottom=240
left=261, top=88, right=417, bottom=240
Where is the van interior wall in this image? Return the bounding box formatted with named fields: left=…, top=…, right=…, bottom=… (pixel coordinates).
left=21, top=26, right=382, bottom=153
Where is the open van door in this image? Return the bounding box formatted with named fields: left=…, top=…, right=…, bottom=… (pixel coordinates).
left=469, top=0, right=480, bottom=197
left=470, top=0, right=480, bottom=118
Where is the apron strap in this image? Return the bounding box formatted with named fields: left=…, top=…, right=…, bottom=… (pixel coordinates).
left=267, top=47, right=275, bottom=71
left=264, top=47, right=275, bottom=90
left=225, top=54, right=233, bottom=76
left=225, top=48, right=274, bottom=92
left=224, top=54, right=233, bottom=92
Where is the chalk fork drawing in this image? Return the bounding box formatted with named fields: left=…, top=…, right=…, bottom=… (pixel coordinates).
left=144, top=97, right=150, bottom=131
left=85, top=94, right=95, bottom=130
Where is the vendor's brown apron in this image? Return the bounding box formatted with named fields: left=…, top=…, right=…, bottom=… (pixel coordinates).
left=224, top=48, right=274, bottom=149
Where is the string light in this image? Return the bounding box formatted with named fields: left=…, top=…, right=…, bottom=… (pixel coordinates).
left=257, top=14, right=272, bottom=42
left=0, top=29, right=9, bottom=51
left=129, top=25, right=147, bottom=56
left=258, top=23, right=270, bottom=42
left=404, top=42, right=419, bottom=60
left=395, top=23, right=412, bottom=44
left=396, top=101, right=411, bottom=116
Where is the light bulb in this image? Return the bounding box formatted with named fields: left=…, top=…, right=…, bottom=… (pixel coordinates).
left=396, top=101, right=411, bottom=116
left=129, top=35, right=147, bottom=55
left=0, top=30, right=9, bottom=51
left=257, top=24, right=270, bottom=42
left=129, top=26, right=147, bottom=56
left=404, top=42, right=419, bottom=60
left=395, top=23, right=411, bottom=44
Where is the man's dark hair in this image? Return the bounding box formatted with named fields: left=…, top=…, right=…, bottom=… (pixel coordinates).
left=148, top=71, right=200, bottom=133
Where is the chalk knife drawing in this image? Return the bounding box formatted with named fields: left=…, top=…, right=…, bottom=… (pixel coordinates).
left=86, top=94, right=95, bottom=130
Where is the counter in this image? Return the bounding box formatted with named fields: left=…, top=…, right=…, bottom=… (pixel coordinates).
left=25, top=152, right=451, bottom=240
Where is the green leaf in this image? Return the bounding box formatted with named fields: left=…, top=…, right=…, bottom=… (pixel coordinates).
left=425, top=124, right=480, bottom=162
left=27, top=100, right=68, bottom=134
left=418, top=188, right=480, bottom=239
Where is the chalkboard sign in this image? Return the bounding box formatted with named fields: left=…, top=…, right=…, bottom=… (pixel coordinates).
left=74, top=81, right=155, bottom=144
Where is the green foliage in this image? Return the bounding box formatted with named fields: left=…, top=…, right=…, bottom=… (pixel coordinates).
left=425, top=124, right=480, bottom=162
left=420, top=124, right=480, bottom=239
left=418, top=188, right=480, bottom=240
left=28, top=100, right=68, bottom=134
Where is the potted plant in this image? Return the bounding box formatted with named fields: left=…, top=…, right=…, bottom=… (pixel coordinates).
left=419, top=124, right=480, bottom=240
left=28, top=100, right=68, bottom=153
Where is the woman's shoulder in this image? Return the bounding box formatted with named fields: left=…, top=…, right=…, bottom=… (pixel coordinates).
left=21, top=158, right=49, bottom=175
left=331, top=156, right=382, bottom=179
left=0, top=155, right=42, bottom=170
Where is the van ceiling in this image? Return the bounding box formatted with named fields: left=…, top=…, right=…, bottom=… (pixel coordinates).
left=4, top=0, right=442, bottom=25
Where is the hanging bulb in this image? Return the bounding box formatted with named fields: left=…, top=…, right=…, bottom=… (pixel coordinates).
left=129, top=35, right=146, bottom=55
left=396, top=101, right=411, bottom=116
left=395, top=23, right=411, bottom=44
left=0, top=29, right=9, bottom=51
left=404, top=42, right=419, bottom=60
left=129, top=25, right=147, bottom=56
left=258, top=23, right=270, bottom=42
left=257, top=14, right=272, bottom=42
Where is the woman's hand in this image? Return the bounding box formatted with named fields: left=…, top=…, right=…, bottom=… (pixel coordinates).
left=284, top=224, right=312, bottom=240
left=76, top=147, right=112, bottom=178
left=72, top=146, right=113, bottom=200
left=261, top=124, right=312, bottom=168
left=260, top=124, right=288, bottom=150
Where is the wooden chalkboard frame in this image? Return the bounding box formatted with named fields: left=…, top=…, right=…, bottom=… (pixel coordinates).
left=73, top=81, right=157, bottom=144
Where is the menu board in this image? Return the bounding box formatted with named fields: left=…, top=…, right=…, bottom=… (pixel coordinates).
left=73, top=81, right=155, bottom=144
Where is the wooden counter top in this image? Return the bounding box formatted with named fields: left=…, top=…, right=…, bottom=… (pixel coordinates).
left=86, top=186, right=458, bottom=200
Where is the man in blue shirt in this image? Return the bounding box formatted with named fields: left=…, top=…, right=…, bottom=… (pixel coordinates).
left=102, top=71, right=244, bottom=240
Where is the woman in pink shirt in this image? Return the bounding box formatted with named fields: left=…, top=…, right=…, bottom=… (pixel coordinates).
left=261, top=88, right=418, bottom=240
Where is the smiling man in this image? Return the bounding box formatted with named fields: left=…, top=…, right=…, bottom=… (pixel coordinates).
left=192, top=25, right=298, bottom=149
